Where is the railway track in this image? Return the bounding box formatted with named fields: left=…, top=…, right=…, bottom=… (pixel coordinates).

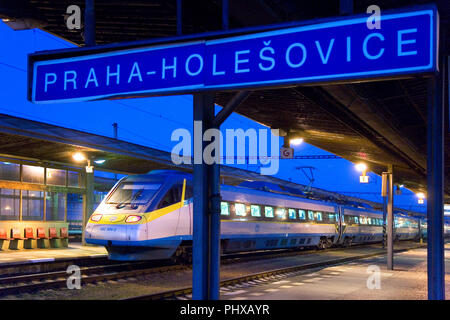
left=0, top=242, right=423, bottom=297
left=0, top=260, right=185, bottom=296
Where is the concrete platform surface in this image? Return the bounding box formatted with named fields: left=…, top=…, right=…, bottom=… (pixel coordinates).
left=0, top=243, right=107, bottom=266
left=221, top=244, right=450, bottom=300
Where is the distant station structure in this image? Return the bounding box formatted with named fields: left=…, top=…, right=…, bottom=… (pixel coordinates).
left=0, top=0, right=448, bottom=300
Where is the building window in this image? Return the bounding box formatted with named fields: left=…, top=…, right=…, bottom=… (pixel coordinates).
left=22, top=165, right=44, bottom=184
left=46, top=168, right=66, bottom=186
left=67, top=193, right=83, bottom=234
left=0, top=188, right=20, bottom=220
left=45, top=192, right=66, bottom=221
left=250, top=205, right=261, bottom=217
left=0, top=162, right=20, bottom=181
left=68, top=171, right=81, bottom=188
left=94, top=191, right=107, bottom=210
left=22, top=190, right=44, bottom=221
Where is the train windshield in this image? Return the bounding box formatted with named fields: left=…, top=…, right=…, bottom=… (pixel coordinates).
left=106, top=182, right=162, bottom=205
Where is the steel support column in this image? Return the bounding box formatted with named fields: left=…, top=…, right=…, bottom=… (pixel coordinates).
left=339, top=0, right=353, bottom=16
left=177, top=0, right=183, bottom=35
left=427, top=61, right=445, bottom=300
left=381, top=172, right=388, bottom=249
left=192, top=93, right=221, bottom=300
left=84, top=0, right=95, bottom=46
left=81, top=170, right=94, bottom=245
left=386, top=165, right=394, bottom=270
left=222, top=0, right=229, bottom=30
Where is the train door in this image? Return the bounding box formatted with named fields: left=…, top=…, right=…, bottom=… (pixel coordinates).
left=153, top=182, right=184, bottom=237
left=175, top=180, right=193, bottom=237
left=336, top=206, right=345, bottom=244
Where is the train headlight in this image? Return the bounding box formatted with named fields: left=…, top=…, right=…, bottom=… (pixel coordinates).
left=90, top=214, right=103, bottom=222
left=125, top=215, right=142, bottom=223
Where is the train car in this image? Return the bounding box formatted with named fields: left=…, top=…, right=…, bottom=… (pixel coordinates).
left=445, top=219, right=450, bottom=238
left=340, top=206, right=384, bottom=246
left=394, top=213, right=420, bottom=241
left=85, top=170, right=422, bottom=261
left=219, top=184, right=340, bottom=252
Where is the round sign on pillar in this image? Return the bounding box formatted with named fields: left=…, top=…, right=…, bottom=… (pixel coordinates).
left=280, top=147, right=294, bottom=159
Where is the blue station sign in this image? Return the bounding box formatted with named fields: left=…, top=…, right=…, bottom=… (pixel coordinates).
left=30, top=7, right=438, bottom=103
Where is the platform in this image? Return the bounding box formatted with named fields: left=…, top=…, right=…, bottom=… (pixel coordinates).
left=221, top=244, right=450, bottom=300
left=0, top=243, right=107, bottom=267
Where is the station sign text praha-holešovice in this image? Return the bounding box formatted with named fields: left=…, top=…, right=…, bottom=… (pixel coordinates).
left=30, top=7, right=438, bottom=103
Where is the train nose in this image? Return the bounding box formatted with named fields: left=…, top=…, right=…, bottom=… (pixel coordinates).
left=88, top=224, right=128, bottom=241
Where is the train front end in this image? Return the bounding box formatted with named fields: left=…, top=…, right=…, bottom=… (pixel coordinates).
left=84, top=171, right=187, bottom=261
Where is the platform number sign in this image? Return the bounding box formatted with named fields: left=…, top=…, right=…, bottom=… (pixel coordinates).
left=280, top=147, right=294, bottom=159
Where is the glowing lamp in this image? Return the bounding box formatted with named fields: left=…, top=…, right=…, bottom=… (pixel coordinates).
left=416, top=192, right=425, bottom=204
left=359, top=175, right=369, bottom=183
left=290, top=138, right=304, bottom=146
left=73, top=152, right=86, bottom=162
left=355, top=163, right=368, bottom=183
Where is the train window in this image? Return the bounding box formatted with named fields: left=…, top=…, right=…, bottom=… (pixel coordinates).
left=360, top=216, right=367, bottom=224
left=288, top=209, right=296, bottom=219
left=221, top=202, right=230, bottom=216
left=107, top=182, right=161, bottom=205
left=307, top=210, right=314, bottom=221
left=329, top=214, right=338, bottom=222
left=265, top=206, right=274, bottom=218
left=354, top=216, right=359, bottom=224
left=235, top=203, right=246, bottom=216
left=250, top=205, right=261, bottom=217
left=315, top=212, right=323, bottom=221
left=276, top=208, right=286, bottom=219
left=367, top=217, right=372, bottom=225
left=157, top=185, right=182, bottom=209
left=298, top=210, right=306, bottom=220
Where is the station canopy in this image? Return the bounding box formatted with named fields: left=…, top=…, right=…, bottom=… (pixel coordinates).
left=0, top=0, right=449, bottom=200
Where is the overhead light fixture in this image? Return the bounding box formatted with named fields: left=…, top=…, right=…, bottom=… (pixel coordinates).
left=355, top=163, right=367, bottom=172
left=73, top=152, right=86, bottom=162
left=416, top=192, right=425, bottom=204
left=94, top=159, right=106, bottom=164
left=290, top=138, right=304, bottom=146
left=355, top=163, right=369, bottom=183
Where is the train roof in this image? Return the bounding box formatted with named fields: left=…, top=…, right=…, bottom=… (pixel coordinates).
left=127, top=169, right=423, bottom=217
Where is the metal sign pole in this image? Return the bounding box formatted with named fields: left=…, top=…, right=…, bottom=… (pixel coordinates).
left=381, top=172, right=388, bottom=249
left=192, top=93, right=220, bottom=300
left=386, top=165, right=394, bottom=270
left=84, top=0, right=95, bottom=46
left=426, top=59, right=445, bottom=300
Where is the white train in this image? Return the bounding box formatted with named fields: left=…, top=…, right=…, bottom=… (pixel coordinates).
left=85, top=170, right=448, bottom=261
